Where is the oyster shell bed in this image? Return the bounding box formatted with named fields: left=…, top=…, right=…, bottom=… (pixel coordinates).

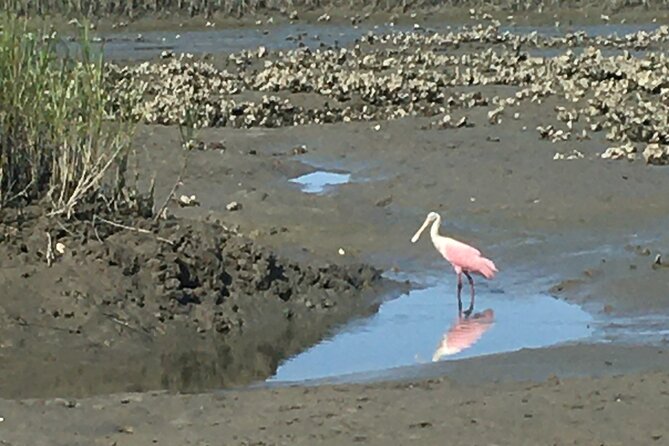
left=106, top=22, right=669, bottom=165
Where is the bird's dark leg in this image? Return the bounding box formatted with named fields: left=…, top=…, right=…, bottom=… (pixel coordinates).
left=456, top=273, right=463, bottom=315
left=463, top=271, right=475, bottom=317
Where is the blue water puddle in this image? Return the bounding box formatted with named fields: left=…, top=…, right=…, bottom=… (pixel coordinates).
left=267, top=283, right=594, bottom=383
left=289, top=170, right=351, bottom=194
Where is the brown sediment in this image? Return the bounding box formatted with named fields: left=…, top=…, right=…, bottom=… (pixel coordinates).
left=0, top=204, right=401, bottom=399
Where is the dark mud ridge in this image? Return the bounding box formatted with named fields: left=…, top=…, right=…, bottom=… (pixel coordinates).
left=0, top=206, right=399, bottom=399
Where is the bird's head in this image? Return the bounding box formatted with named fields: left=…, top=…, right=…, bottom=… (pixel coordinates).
left=411, top=211, right=440, bottom=243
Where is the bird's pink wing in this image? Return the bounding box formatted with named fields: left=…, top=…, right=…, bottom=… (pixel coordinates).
left=440, top=237, right=483, bottom=269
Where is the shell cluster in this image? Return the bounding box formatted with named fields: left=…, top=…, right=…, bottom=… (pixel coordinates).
left=106, top=23, right=669, bottom=165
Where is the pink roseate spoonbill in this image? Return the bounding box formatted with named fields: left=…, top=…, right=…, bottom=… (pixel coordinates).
left=411, top=211, right=498, bottom=316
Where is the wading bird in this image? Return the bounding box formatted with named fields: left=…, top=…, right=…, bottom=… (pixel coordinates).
left=411, top=212, right=498, bottom=316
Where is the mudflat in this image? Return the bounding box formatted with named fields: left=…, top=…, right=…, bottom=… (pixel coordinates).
left=3, top=346, right=669, bottom=446
left=2, top=2, right=669, bottom=445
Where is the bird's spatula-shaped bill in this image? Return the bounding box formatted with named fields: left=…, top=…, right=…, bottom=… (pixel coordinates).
left=411, top=212, right=436, bottom=243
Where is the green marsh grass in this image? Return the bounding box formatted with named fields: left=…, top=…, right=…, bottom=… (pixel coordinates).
left=0, top=14, right=139, bottom=217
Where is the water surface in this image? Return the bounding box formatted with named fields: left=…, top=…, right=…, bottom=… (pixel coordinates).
left=290, top=170, right=351, bottom=194
left=268, top=283, right=594, bottom=383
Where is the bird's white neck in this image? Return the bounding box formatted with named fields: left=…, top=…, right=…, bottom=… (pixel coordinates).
left=429, top=214, right=442, bottom=241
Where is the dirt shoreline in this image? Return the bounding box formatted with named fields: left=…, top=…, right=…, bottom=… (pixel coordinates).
left=0, top=207, right=406, bottom=399
left=2, top=344, right=669, bottom=446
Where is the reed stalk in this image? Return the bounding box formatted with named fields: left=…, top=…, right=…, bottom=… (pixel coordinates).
left=0, top=14, right=140, bottom=217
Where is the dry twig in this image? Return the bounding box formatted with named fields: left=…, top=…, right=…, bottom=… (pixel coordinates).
left=93, top=215, right=174, bottom=245
left=152, top=161, right=187, bottom=222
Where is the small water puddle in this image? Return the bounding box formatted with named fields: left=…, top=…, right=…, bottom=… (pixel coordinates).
left=289, top=170, right=351, bottom=194
left=267, top=283, right=593, bottom=383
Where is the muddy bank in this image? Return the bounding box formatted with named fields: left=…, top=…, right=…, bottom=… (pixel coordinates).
left=0, top=205, right=401, bottom=399
left=550, top=236, right=669, bottom=316
left=2, top=344, right=669, bottom=446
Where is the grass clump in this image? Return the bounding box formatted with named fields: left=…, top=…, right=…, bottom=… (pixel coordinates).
left=0, top=14, right=139, bottom=218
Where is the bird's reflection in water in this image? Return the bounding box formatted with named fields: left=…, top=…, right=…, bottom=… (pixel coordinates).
left=432, top=309, right=495, bottom=361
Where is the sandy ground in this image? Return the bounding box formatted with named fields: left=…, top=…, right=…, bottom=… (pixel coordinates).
left=2, top=4, right=669, bottom=445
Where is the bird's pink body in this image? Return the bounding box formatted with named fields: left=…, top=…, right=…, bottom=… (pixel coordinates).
left=432, top=236, right=497, bottom=279
left=411, top=211, right=497, bottom=315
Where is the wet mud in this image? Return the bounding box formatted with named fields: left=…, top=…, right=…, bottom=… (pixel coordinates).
left=4, top=346, right=669, bottom=446
left=0, top=206, right=400, bottom=398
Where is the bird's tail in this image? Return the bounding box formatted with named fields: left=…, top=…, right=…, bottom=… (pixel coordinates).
left=477, top=256, right=498, bottom=279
